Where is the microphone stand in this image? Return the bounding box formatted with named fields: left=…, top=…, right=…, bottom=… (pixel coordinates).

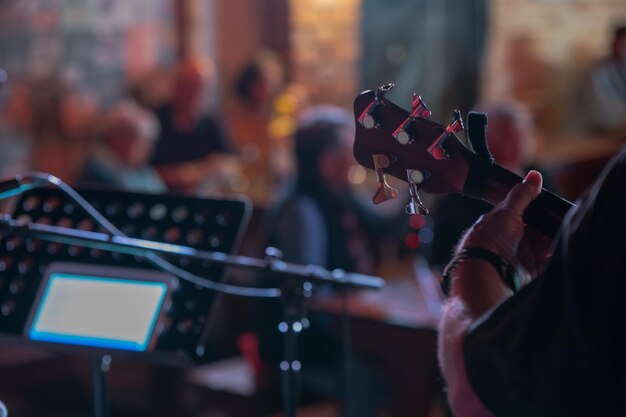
left=0, top=214, right=384, bottom=417
left=0, top=214, right=384, bottom=290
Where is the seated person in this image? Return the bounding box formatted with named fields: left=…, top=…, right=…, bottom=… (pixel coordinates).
left=150, top=58, right=235, bottom=194
left=259, top=105, right=391, bottom=417
left=227, top=50, right=291, bottom=202
left=267, top=105, right=379, bottom=273
left=438, top=146, right=626, bottom=416
left=77, top=99, right=166, bottom=193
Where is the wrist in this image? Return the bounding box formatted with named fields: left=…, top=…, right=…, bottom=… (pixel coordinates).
left=441, top=247, right=520, bottom=297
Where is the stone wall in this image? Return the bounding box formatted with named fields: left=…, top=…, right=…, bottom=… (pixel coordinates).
left=289, top=0, right=361, bottom=107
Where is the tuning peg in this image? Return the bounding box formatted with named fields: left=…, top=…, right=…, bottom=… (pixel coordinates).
left=427, top=110, right=464, bottom=160
left=357, top=84, right=394, bottom=129
left=405, top=169, right=429, bottom=215
left=392, top=94, right=431, bottom=145
left=372, top=154, right=398, bottom=204
left=411, top=94, right=432, bottom=118
left=358, top=101, right=379, bottom=129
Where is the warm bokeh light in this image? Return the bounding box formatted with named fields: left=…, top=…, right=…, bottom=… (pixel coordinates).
left=347, top=164, right=367, bottom=185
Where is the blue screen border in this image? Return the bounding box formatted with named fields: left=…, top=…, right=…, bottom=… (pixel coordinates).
left=26, top=267, right=173, bottom=353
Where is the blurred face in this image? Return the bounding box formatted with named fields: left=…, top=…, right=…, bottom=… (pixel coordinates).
left=251, top=75, right=273, bottom=104
left=60, top=93, right=98, bottom=137
left=175, top=72, right=206, bottom=111
left=126, top=137, right=154, bottom=167
left=254, top=64, right=283, bottom=104
left=108, top=125, right=154, bottom=168
left=485, top=116, right=533, bottom=173
left=173, top=61, right=213, bottom=117
left=318, top=127, right=356, bottom=191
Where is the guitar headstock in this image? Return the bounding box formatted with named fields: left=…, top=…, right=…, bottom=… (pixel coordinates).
left=353, top=85, right=480, bottom=214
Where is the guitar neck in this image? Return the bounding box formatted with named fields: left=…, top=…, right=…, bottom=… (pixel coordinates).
left=477, top=164, right=574, bottom=237
left=351, top=89, right=575, bottom=237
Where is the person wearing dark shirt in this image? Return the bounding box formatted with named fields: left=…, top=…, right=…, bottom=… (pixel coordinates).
left=150, top=58, right=234, bottom=193
left=438, top=145, right=626, bottom=416
left=152, top=103, right=230, bottom=166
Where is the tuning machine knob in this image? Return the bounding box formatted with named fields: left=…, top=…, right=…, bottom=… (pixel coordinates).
left=392, top=94, right=431, bottom=145
left=371, top=154, right=398, bottom=204
left=405, top=169, right=430, bottom=215
left=427, top=110, right=464, bottom=160
left=358, top=83, right=394, bottom=129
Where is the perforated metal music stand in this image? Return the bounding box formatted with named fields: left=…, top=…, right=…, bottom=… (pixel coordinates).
left=0, top=187, right=251, bottom=415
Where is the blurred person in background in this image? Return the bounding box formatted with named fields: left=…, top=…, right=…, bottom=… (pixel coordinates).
left=228, top=50, right=299, bottom=203
left=77, top=99, right=166, bottom=193
left=429, top=100, right=555, bottom=272
left=258, top=105, right=410, bottom=417
left=574, top=25, right=626, bottom=138
left=266, top=105, right=384, bottom=275
left=150, top=57, right=236, bottom=194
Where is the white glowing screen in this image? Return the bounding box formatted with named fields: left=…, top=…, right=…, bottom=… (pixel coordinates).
left=29, top=273, right=167, bottom=351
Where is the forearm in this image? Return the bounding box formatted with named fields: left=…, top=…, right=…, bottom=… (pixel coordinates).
left=438, top=296, right=496, bottom=417
left=449, top=257, right=513, bottom=319
left=438, top=171, right=544, bottom=417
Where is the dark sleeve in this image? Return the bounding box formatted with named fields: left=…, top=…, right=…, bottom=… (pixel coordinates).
left=205, top=115, right=235, bottom=154
left=150, top=105, right=175, bottom=166
left=273, top=196, right=327, bottom=267
left=463, top=146, right=626, bottom=417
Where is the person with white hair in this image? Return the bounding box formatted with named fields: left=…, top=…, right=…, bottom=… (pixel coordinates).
left=77, top=99, right=166, bottom=193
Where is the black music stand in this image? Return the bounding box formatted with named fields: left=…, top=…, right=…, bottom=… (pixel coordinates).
left=0, top=187, right=251, bottom=416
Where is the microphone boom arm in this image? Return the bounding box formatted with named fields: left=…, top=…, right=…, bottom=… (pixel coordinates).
left=0, top=215, right=385, bottom=291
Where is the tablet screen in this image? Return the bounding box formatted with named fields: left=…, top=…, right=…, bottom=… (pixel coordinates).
left=28, top=269, right=170, bottom=352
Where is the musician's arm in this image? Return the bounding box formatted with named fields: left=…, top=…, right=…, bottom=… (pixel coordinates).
left=438, top=171, right=544, bottom=416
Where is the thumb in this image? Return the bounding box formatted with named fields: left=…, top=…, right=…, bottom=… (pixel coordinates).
left=501, top=170, right=543, bottom=215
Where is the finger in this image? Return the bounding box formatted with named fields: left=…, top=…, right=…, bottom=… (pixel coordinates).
left=501, top=170, right=543, bottom=215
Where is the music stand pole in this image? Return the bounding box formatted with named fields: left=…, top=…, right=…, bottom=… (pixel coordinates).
left=265, top=247, right=305, bottom=417
left=93, top=355, right=112, bottom=417
left=281, top=285, right=303, bottom=417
